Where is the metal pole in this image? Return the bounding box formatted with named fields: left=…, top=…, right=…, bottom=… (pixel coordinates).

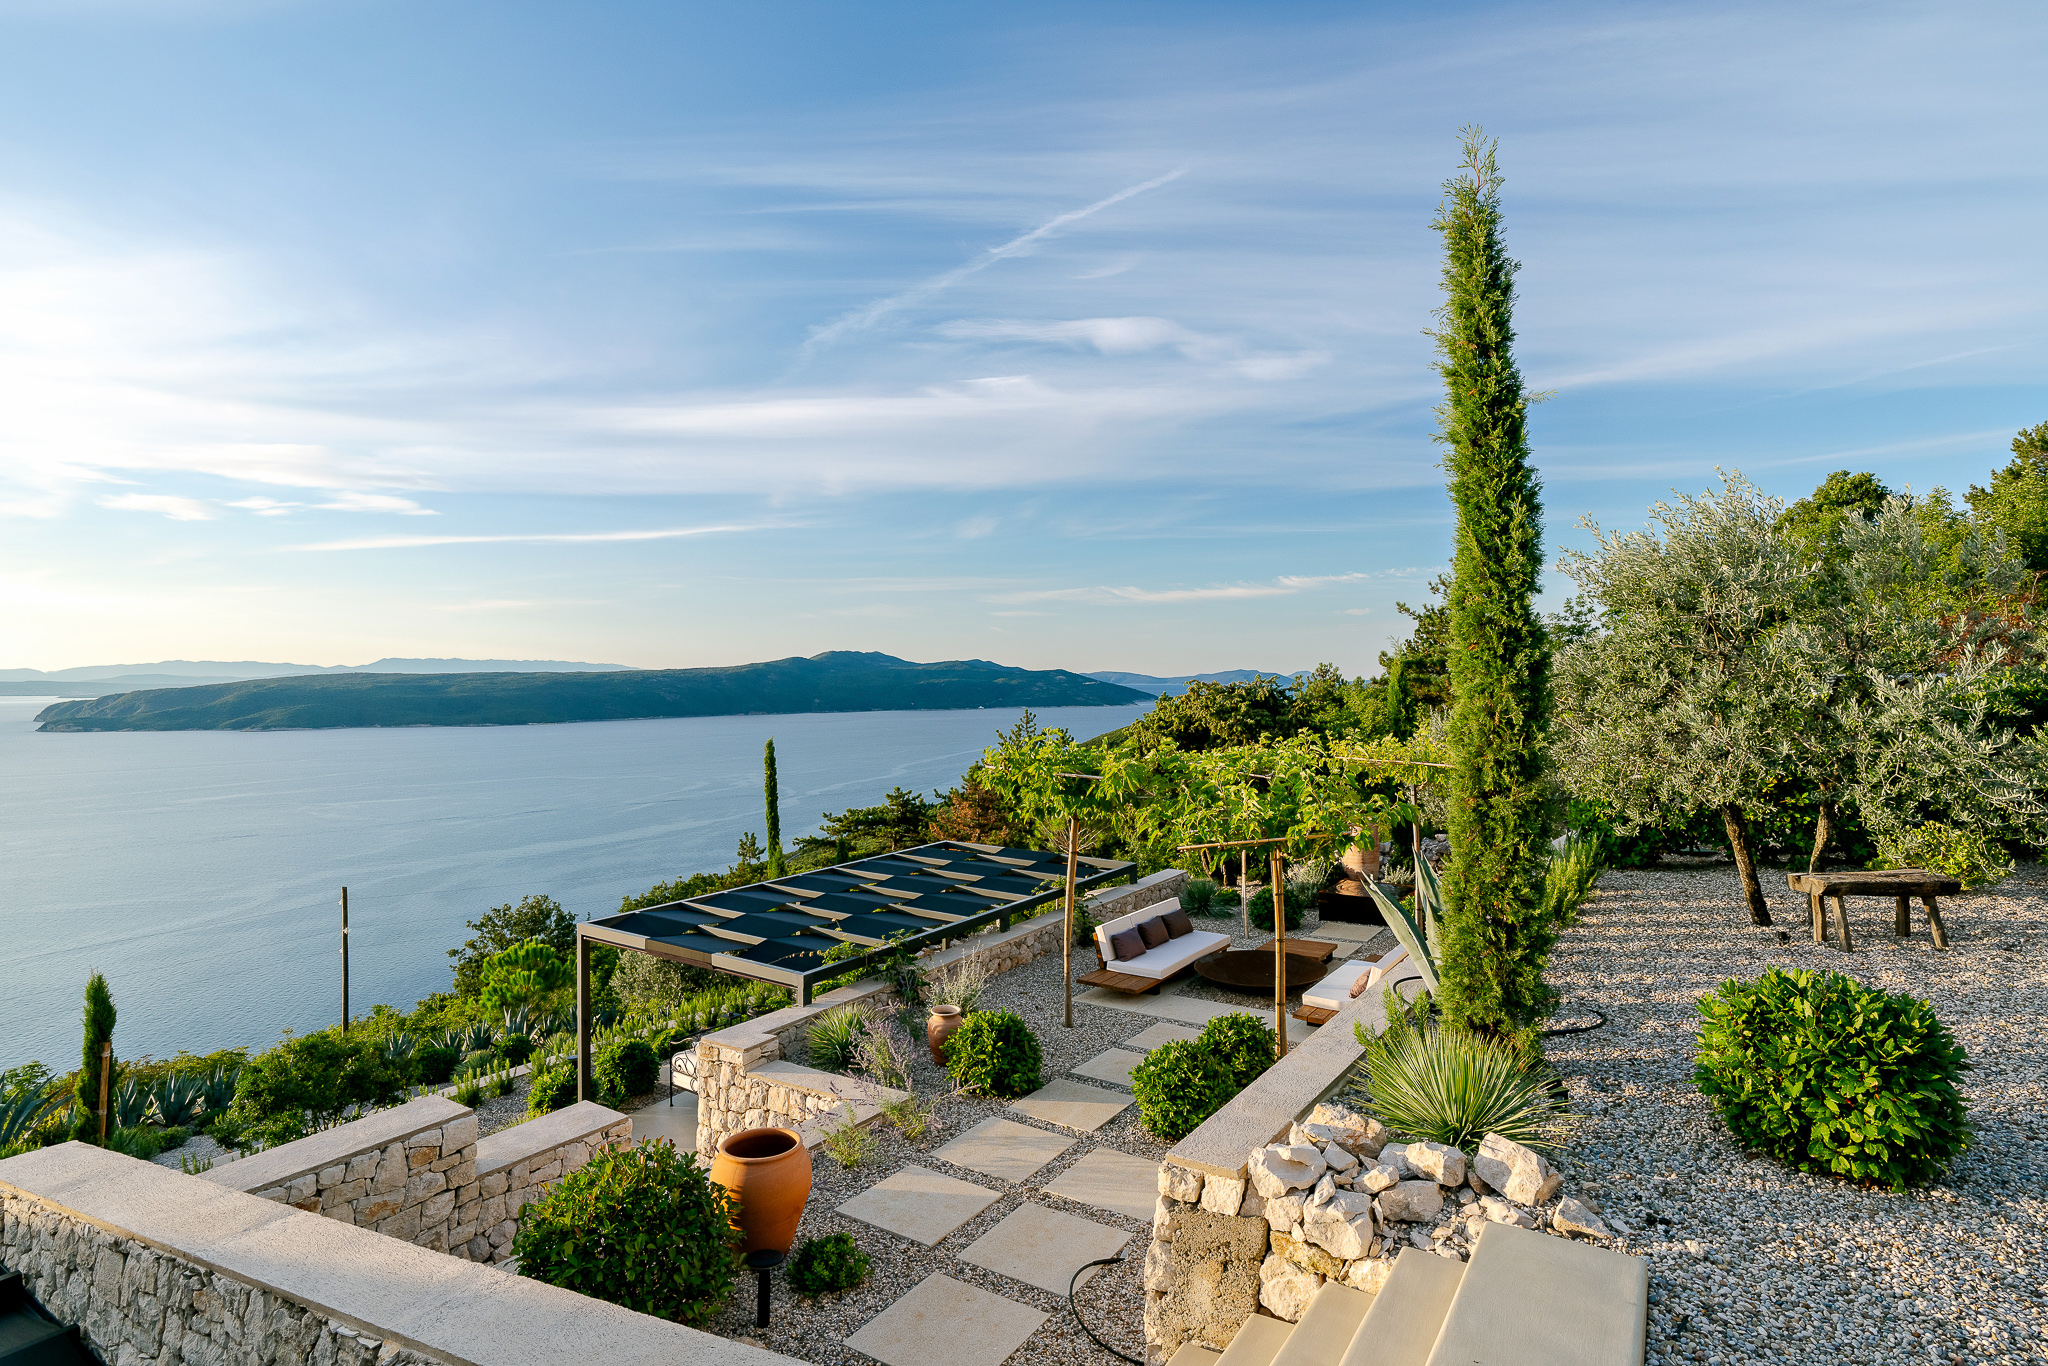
left=1271, top=848, right=1288, bottom=1058
left=340, top=887, right=350, bottom=1033
left=576, top=929, right=593, bottom=1103
left=1062, top=815, right=1079, bottom=1029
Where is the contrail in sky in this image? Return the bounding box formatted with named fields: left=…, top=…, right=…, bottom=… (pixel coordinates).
left=800, top=167, right=1189, bottom=357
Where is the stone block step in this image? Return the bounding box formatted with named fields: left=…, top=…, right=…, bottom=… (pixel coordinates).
left=1270, top=1283, right=1373, bottom=1366
left=1423, top=1222, right=1647, bottom=1366
left=1213, top=1312, right=1295, bottom=1366
left=1338, top=1250, right=1465, bottom=1366
left=1164, top=1345, right=1222, bottom=1366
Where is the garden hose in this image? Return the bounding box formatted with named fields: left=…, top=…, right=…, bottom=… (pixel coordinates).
left=1541, top=1006, right=1608, bottom=1036
left=1068, top=1256, right=1143, bottom=1364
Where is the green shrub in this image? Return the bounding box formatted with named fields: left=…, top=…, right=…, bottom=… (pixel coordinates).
left=1213, top=886, right=1241, bottom=907
left=204, top=1112, right=247, bottom=1150
left=1179, top=878, right=1222, bottom=915
left=495, top=1032, right=535, bottom=1066
left=806, top=1004, right=869, bottom=1072
left=945, top=1010, right=1042, bottom=1099
left=412, top=1046, right=460, bottom=1085
left=157, top=1125, right=190, bottom=1150
left=453, top=1079, right=484, bottom=1107
left=819, top=1104, right=877, bottom=1169
left=595, top=1039, right=659, bottom=1104
left=1358, top=1008, right=1564, bottom=1152
left=1694, top=968, right=1970, bottom=1190
left=1130, top=1040, right=1236, bottom=1140
left=1246, top=884, right=1309, bottom=932
left=1199, top=1013, right=1278, bottom=1091
left=512, top=1137, right=740, bottom=1326
left=1539, top=832, right=1607, bottom=928
left=103, top=1124, right=163, bottom=1160
left=526, top=1062, right=578, bottom=1116
left=229, top=1031, right=412, bottom=1148
left=788, top=1232, right=871, bottom=1295
left=1871, top=823, right=2012, bottom=891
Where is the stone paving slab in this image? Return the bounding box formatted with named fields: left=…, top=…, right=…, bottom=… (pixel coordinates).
left=958, top=1202, right=1133, bottom=1296
left=1312, top=921, right=1388, bottom=944
left=623, top=1093, right=696, bottom=1150
left=1041, top=1146, right=1161, bottom=1223
left=844, top=1272, right=1047, bottom=1366
left=1120, top=1022, right=1203, bottom=1051
left=835, top=1165, right=1001, bottom=1246
left=1077, top=986, right=1244, bottom=1025
left=1006, top=1079, right=1132, bottom=1133
left=1069, top=1048, right=1143, bottom=1087
left=931, top=1117, right=1076, bottom=1182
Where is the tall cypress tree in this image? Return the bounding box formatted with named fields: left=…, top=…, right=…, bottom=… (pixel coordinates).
left=1431, top=129, right=1553, bottom=1043
left=763, top=739, right=785, bottom=878
left=77, top=972, right=117, bottom=1142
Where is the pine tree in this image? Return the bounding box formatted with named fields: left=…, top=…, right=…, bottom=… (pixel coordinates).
left=763, top=739, right=785, bottom=878
left=77, top=972, right=116, bottom=1142
left=1431, top=129, right=1554, bottom=1043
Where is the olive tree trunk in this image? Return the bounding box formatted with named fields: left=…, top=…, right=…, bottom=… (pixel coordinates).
left=1719, top=806, right=1773, bottom=926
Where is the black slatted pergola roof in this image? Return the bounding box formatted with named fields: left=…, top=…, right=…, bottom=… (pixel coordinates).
left=580, top=839, right=1135, bottom=1005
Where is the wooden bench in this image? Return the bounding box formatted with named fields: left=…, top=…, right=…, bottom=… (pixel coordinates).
left=1075, top=966, right=1173, bottom=995
left=1785, top=869, right=1958, bottom=952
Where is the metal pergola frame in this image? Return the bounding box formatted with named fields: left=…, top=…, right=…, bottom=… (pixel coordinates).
left=573, top=839, right=1134, bottom=1100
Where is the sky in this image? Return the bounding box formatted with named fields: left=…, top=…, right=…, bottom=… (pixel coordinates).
left=1, top=0, right=2043, bottom=677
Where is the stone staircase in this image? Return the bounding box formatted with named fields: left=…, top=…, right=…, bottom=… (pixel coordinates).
left=1165, top=1222, right=1647, bottom=1366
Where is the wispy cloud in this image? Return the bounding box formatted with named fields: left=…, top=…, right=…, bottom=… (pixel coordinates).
left=280, top=524, right=769, bottom=553
left=999, top=571, right=1368, bottom=605
left=100, top=493, right=217, bottom=521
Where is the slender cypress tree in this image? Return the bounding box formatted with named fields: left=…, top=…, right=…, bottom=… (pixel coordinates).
left=1431, top=129, right=1554, bottom=1044
left=763, top=739, right=785, bottom=878
left=77, top=972, right=117, bottom=1142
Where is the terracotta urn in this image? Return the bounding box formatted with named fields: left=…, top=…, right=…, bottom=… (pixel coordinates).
left=709, top=1127, right=812, bottom=1254
left=926, top=1004, right=964, bottom=1064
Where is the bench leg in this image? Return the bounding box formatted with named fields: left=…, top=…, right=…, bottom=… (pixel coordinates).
left=1833, top=895, right=1854, bottom=952
left=1894, top=895, right=1911, bottom=936
left=1923, top=896, right=1948, bottom=950
left=1809, top=891, right=1824, bottom=943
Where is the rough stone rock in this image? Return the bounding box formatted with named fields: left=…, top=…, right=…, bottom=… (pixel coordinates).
left=1455, top=1186, right=1477, bottom=1207
left=1405, top=1141, right=1467, bottom=1188
left=1200, top=1175, right=1249, bottom=1218
left=1376, top=1142, right=1409, bottom=1175
left=1270, top=1231, right=1343, bottom=1278
left=1473, top=1133, right=1561, bottom=1206
left=1552, top=1197, right=1612, bottom=1240
left=1323, top=1190, right=1375, bottom=1218
left=1478, top=1196, right=1538, bottom=1229
left=1342, top=1257, right=1394, bottom=1295
left=1466, top=1168, right=1492, bottom=1197
left=1239, top=1191, right=1266, bottom=1222
left=1150, top=1203, right=1271, bottom=1350
left=1306, top=1174, right=1336, bottom=1208
left=1258, top=1253, right=1322, bottom=1322
left=1303, top=1208, right=1373, bottom=1261
left=1154, top=1197, right=1178, bottom=1242
left=1306, top=1102, right=1388, bottom=1158
left=1143, top=1240, right=1175, bottom=1292
left=1375, top=1180, right=1445, bottom=1225
left=1160, top=1165, right=1205, bottom=1203
left=1248, top=1145, right=1326, bottom=1198
left=1262, top=1194, right=1305, bottom=1233
left=1361, top=1163, right=1403, bottom=1194
left=1320, top=1142, right=1358, bottom=1173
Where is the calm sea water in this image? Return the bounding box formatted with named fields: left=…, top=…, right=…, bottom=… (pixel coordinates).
left=0, top=698, right=1148, bottom=1070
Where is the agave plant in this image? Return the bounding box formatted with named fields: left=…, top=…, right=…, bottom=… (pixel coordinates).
left=0, top=1089, right=60, bottom=1150
left=380, top=1031, right=418, bottom=1062
left=110, top=1077, right=152, bottom=1129
left=456, top=1021, right=496, bottom=1054
left=198, top=1065, right=241, bottom=1116
left=1364, top=856, right=1447, bottom=993
left=151, top=1072, right=208, bottom=1128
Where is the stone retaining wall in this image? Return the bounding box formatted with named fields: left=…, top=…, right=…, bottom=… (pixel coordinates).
left=469, top=1102, right=633, bottom=1263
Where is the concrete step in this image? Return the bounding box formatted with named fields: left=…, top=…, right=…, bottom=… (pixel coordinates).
left=1423, top=1222, right=1647, bottom=1366
left=1213, top=1312, right=1295, bottom=1366
left=1165, top=1346, right=1223, bottom=1366
left=1268, top=1282, right=1374, bottom=1366
left=1337, top=1250, right=1465, bottom=1366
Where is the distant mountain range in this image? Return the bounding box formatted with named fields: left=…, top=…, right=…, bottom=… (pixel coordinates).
left=33, top=652, right=1150, bottom=732
left=1084, top=669, right=1302, bottom=697
left=0, top=657, right=633, bottom=698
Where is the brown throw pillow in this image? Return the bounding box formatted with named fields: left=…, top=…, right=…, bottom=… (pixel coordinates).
left=1111, top=928, right=1146, bottom=961
left=1162, top=908, right=1193, bottom=938
left=1138, top=916, right=1169, bottom=949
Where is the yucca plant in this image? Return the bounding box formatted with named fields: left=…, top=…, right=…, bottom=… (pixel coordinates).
left=806, top=1004, right=870, bottom=1072
left=1357, top=1006, right=1566, bottom=1152
left=1178, top=877, right=1221, bottom=916
left=151, top=1072, right=207, bottom=1129
left=0, top=1089, right=59, bottom=1152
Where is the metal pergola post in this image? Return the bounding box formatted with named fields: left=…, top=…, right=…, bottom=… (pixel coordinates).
left=575, top=928, right=593, bottom=1103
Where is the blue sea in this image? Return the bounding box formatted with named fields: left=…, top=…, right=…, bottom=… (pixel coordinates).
left=0, top=698, right=1148, bottom=1071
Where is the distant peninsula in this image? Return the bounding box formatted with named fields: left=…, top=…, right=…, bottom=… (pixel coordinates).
left=33, top=651, right=1152, bottom=732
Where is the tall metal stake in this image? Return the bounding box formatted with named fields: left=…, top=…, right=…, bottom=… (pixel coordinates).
left=1062, top=814, right=1079, bottom=1028
left=97, top=1042, right=111, bottom=1143
left=340, top=886, right=350, bottom=1033
left=1270, top=848, right=1289, bottom=1058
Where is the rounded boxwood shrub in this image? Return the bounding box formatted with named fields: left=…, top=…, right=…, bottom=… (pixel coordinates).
left=1131, top=1040, right=1236, bottom=1141
left=945, top=1010, right=1042, bottom=1099
left=495, top=1031, right=535, bottom=1066
left=1199, top=1012, right=1278, bottom=1091
left=412, top=1046, right=459, bottom=1086
left=787, top=1232, right=871, bottom=1296
left=1694, top=968, right=1971, bottom=1190
left=512, top=1137, right=741, bottom=1326
left=1246, top=884, right=1309, bottom=932
left=595, top=1038, right=660, bottom=1103
left=526, top=1061, right=577, bottom=1116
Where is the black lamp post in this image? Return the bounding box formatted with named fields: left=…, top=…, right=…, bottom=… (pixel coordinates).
left=744, top=1249, right=785, bottom=1328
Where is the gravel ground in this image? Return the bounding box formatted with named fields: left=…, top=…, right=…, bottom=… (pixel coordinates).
left=707, top=942, right=1187, bottom=1366
left=1539, top=864, right=2048, bottom=1366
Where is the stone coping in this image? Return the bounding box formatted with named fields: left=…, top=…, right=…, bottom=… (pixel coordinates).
left=200, top=1095, right=471, bottom=1195
left=1162, top=965, right=1423, bottom=1179
left=475, top=1101, right=627, bottom=1176
left=0, top=1143, right=804, bottom=1366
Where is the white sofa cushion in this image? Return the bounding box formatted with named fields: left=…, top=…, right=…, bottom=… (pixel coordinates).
left=1302, top=959, right=1371, bottom=1011
left=1106, top=929, right=1231, bottom=980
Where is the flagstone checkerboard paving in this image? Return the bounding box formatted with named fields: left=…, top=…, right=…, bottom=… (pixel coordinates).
left=843, top=1273, right=1047, bottom=1366
left=1069, top=1047, right=1142, bottom=1087
left=835, top=1164, right=1002, bottom=1246
left=957, top=1202, right=1133, bottom=1296
left=1006, top=1078, right=1133, bottom=1133
left=931, top=1117, right=1077, bottom=1182
left=1119, top=1021, right=1202, bottom=1050
left=1041, top=1145, right=1161, bottom=1222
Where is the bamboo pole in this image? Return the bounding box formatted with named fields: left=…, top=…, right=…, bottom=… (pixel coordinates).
left=1062, top=814, right=1079, bottom=1029
left=1271, top=847, right=1288, bottom=1058
left=97, top=1042, right=111, bottom=1143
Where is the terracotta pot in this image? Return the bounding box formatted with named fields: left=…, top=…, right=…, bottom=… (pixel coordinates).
left=710, top=1127, right=812, bottom=1254
left=926, top=1005, right=964, bottom=1064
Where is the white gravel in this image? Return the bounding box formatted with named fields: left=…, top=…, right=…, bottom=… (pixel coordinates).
left=1543, top=864, right=2048, bottom=1366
